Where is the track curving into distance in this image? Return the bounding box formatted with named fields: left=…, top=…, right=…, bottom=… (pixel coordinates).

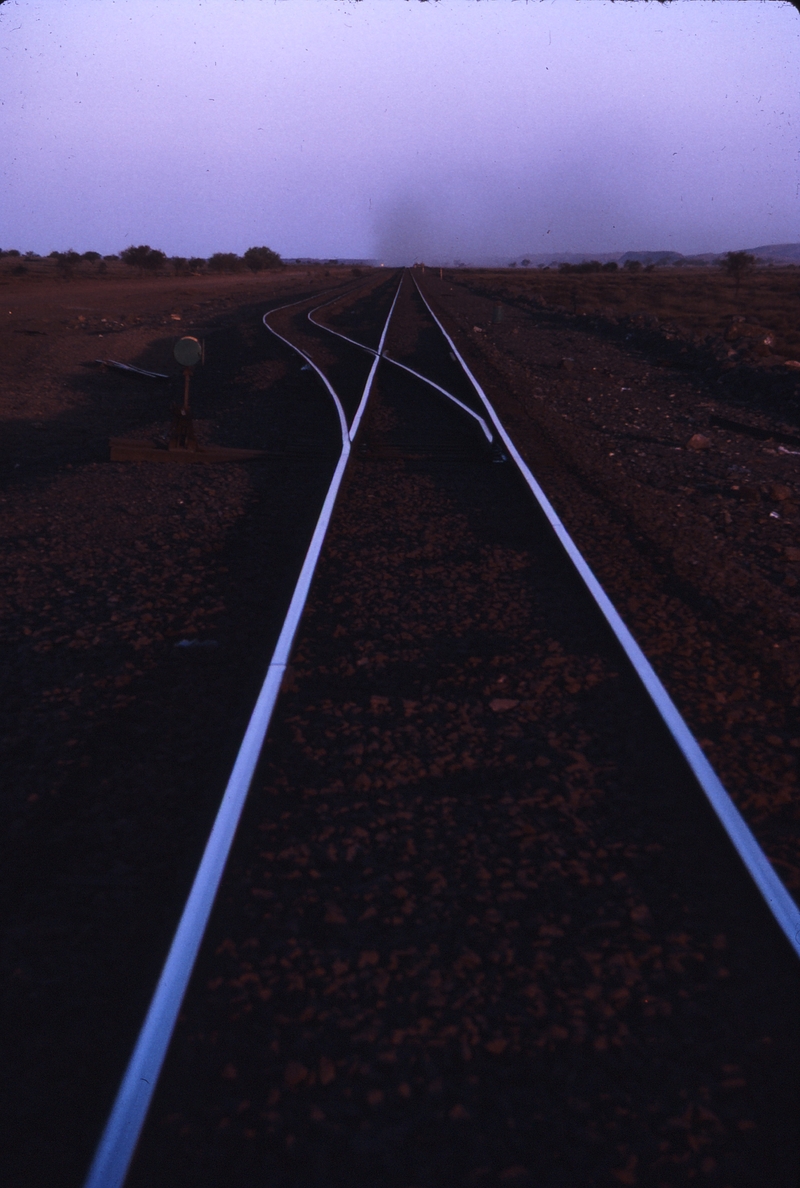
left=82, top=276, right=403, bottom=1188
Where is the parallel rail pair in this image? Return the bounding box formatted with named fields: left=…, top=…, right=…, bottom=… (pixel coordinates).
left=84, top=271, right=800, bottom=1188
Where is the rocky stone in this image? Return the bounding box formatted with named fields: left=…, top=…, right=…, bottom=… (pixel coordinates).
left=771, top=484, right=793, bottom=502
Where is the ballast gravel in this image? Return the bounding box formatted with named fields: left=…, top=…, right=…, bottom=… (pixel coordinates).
left=127, top=281, right=799, bottom=1188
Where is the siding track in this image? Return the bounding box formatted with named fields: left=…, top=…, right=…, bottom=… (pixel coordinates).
left=88, top=273, right=800, bottom=1188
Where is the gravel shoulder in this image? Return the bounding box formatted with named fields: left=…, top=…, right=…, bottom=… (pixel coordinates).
left=0, top=267, right=363, bottom=1188
left=420, top=273, right=800, bottom=903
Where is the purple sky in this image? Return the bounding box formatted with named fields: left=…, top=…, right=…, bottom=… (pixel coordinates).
left=2, top=0, right=798, bottom=264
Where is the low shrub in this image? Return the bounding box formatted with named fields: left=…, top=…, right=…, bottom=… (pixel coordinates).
left=243, top=246, right=282, bottom=272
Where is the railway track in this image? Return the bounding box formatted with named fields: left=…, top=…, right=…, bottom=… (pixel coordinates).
left=85, top=272, right=799, bottom=1187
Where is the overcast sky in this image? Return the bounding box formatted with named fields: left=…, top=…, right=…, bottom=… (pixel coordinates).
left=1, top=0, right=798, bottom=264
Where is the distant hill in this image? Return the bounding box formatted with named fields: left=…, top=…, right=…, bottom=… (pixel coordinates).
left=742, top=243, right=800, bottom=263
left=434, top=243, right=800, bottom=268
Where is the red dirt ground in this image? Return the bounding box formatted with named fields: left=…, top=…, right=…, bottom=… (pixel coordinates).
left=2, top=265, right=799, bottom=1188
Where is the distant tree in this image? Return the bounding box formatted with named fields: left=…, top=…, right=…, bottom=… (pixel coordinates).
left=624, top=259, right=642, bottom=273
left=644, top=263, right=655, bottom=273
left=170, top=256, right=189, bottom=275
left=24, top=251, right=40, bottom=259
left=243, top=245, right=282, bottom=272
left=558, top=262, right=574, bottom=273
left=6, top=249, right=20, bottom=257
left=208, top=252, right=242, bottom=273
left=54, top=249, right=81, bottom=279
left=720, top=250, right=756, bottom=296
left=103, top=254, right=120, bottom=261
left=521, top=258, right=531, bottom=267
left=602, top=261, right=618, bottom=272
left=509, top=261, right=517, bottom=268
left=120, top=244, right=167, bottom=274
left=188, top=257, right=206, bottom=273
left=82, top=250, right=101, bottom=262
left=48, top=251, right=60, bottom=259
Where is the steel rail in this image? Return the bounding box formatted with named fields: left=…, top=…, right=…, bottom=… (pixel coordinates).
left=411, top=273, right=800, bottom=962
left=381, top=351, right=494, bottom=443
left=308, top=275, right=494, bottom=444
left=304, top=281, right=403, bottom=442
left=82, top=280, right=402, bottom=1188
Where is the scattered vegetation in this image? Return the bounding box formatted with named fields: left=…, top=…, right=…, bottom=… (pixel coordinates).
left=720, top=250, right=756, bottom=296
left=243, top=245, right=282, bottom=272
left=51, top=249, right=82, bottom=280
left=207, top=252, right=244, bottom=274
left=120, top=244, right=167, bottom=274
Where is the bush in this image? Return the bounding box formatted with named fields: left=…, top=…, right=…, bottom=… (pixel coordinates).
left=208, top=252, right=242, bottom=273
left=624, top=260, right=642, bottom=273
left=720, top=250, right=756, bottom=294
left=602, top=261, right=618, bottom=272
left=103, top=255, right=119, bottom=262
left=54, top=249, right=81, bottom=279
left=188, top=257, right=206, bottom=273
left=120, top=244, right=167, bottom=274
left=82, top=251, right=101, bottom=262
left=243, top=245, right=282, bottom=272
left=171, top=256, right=189, bottom=275
left=11, top=264, right=27, bottom=276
